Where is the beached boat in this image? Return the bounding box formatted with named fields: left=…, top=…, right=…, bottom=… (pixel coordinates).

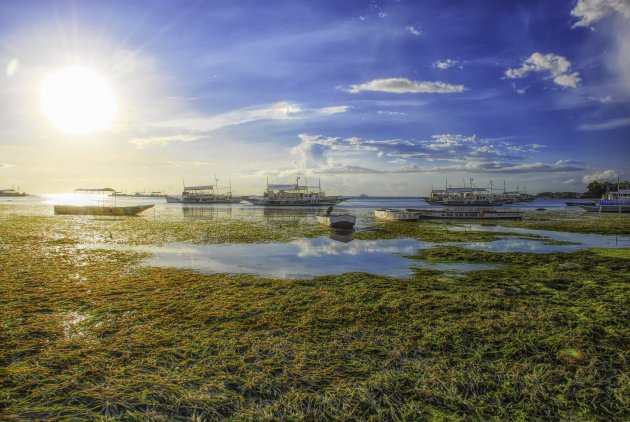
left=374, top=209, right=420, bottom=221
left=54, top=204, right=154, bottom=216
left=166, top=178, right=241, bottom=204
left=245, top=177, right=345, bottom=206
left=406, top=207, right=524, bottom=220
left=316, top=213, right=356, bottom=229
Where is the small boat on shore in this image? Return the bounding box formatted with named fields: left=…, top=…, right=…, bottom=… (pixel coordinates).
left=54, top=204, right=154, bottom=216
left=316, top=213, right=356, bottom=229
left=374, top=209, right=420, bottom=221
left=406, top=208, right=524, bottom=220
left=54, top=188, right=155, bottom=216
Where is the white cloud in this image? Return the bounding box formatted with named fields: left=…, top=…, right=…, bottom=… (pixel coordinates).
left=582, top=169, right=619, bottom=183
left=505, top=52, right=581, bottom=88
left=377, top=110, right=406, bottom=116
left=130, top=134, right=204, bottom=148
left=433, top=59, right=458, bottom=70
left=405, top=26, right=422, bottom=36
left=562, top=179, right=576, bottom=184
left=152, top=102, right=349, bottom=133
left=578, top=116, right=630, bottom=131
left=571, top=0, right=630, bottom=27
left=0, top=163, right=13, bottom=169
left=347, top=78, right=465, bottom=94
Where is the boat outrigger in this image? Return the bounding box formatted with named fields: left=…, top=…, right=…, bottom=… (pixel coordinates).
left=245, top=177, right=345, bottom=206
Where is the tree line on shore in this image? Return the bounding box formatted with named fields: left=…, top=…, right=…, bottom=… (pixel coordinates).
left=537, top=179, right=629, bottom=199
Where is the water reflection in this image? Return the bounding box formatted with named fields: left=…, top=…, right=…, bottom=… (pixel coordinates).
left=182, top=206, right=233, bottom=219
left=451, top=224, right=630, bottom=251
left=329, top=229, right=354, bottom=243
left=132, top=237, right=497, bottom=279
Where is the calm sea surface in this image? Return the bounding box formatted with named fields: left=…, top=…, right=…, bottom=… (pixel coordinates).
left=0, top=195, right=582, bottom=227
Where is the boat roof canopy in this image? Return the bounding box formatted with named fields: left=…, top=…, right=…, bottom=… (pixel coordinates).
left=268, top=184, right=309, bottom=190
left=74, top=188, right=116, bottom=192
left=185, top=185, right=214, bottom=190
left=432, top=188, right=489, bottom=193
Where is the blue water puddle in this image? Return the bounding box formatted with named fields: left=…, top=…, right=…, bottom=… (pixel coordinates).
left=449, top=224, right=630, bottom=253
left=140, top=237, right=495, bottom=279
left=82, top=225, right=629, bottom=279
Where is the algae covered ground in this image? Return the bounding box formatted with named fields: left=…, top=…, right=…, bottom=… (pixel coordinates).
left=1, top=211, right=629, bottom=420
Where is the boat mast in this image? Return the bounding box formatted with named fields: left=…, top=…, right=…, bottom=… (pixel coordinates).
left=215, top=174, right=219, bottom=199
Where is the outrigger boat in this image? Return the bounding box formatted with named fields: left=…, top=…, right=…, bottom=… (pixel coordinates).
left=245, top=177, right=345, bottom=206
left=54, top=188, right=154, bottom=216
left=165, top=177, right=241, bottom=204
left=54, top=204, right=154, bottom=216
left=406, top=207, right=524, bottom=220
left=374, top=209, right=420, bottom=221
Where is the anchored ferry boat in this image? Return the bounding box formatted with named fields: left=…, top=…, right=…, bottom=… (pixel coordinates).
left=245, top=177, right=345, bottom=206
left=166, top=178, right=241, bottom=204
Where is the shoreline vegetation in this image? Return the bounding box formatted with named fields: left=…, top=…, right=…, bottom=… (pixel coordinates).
left=1, top=210, right=628, bottom=420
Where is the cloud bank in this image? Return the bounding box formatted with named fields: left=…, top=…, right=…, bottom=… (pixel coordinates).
left=290, top=134, right=584, bottom=175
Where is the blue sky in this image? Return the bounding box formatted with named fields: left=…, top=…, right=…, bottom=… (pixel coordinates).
left=0, top=0, right=628, bottom=194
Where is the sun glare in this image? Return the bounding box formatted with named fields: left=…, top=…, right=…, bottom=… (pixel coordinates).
left=40, top=67, right=116, bottom=134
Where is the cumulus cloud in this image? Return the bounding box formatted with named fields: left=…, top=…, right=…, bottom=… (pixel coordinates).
left=505, top=52, right=581, bottom=88
left=347, top=78, right=465, bottom=94
left=433, top=59, right=459, bottom=70
left=289, top=133, right=584, bottom=175
left=578, top=116, right=630, bottom=131
left=582, top=169, right=619, bottom=183
left=405, top=25, right=422, bottom=36
left=571, top=0, right=630, bottom=27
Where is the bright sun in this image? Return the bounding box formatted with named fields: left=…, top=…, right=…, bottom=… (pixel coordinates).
left=40, top=67, right=116, bottom=134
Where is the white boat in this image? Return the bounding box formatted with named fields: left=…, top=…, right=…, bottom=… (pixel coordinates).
left=166, top=177, right=241, bottom=204
left=374, top=209, right=420, bottom=221
left=245, top=177, right=345, bottom=207
left=316, top=213, right=356, bottom=229
left=406, top=207, right=524, bottom=220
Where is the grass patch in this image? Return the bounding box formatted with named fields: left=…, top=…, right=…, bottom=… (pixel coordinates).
left=1, top=212, right=629, bottom=420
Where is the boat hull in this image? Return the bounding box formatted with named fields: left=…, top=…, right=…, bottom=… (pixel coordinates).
left=406, top=208, right=523, bottom=220
left=566, top=201, right=596, bottom=206
left=165, top=195, right=241, bottom=204
left=245, top=196, right=346, bottom=206
left=316, top=214, right=356, bottom=229
left=374, top=209, right=420, bottom=221
left=54, top=204, right=154, bottom=216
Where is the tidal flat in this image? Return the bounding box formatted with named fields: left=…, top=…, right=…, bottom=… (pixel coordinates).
left=1, top=210, right=629, bottom=420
